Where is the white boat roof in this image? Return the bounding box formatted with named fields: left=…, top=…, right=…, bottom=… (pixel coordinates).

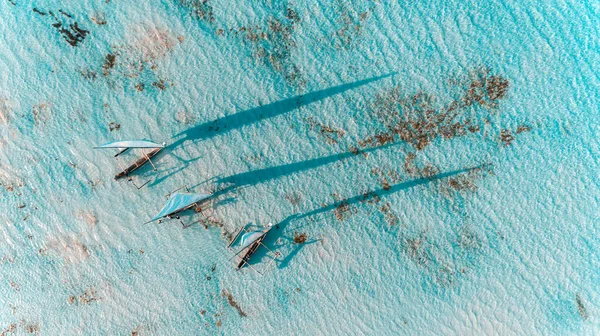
left=95, top=140, right=165, bottom=149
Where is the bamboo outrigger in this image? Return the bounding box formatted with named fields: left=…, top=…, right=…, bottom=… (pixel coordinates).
left=94, top=140, right=165, bottom=188
left=114, top=147, right=163, bottom=180
left=145, top=187, right=212, bottom=226
left=228, top=223, right=279, bottom=274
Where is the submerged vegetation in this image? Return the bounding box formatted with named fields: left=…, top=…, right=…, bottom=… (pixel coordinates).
left=178, top=0, right=215, bottom=23
left=33, top=8, right=89, bottom=47
left=231, top=5, right=305, bottom=87
left=360, top=67, right=514, bottom=151
left=331, top=0, right=377, bottom=49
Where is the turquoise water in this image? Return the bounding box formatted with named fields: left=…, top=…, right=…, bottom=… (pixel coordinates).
left=1, top=0, right=599, bottom=334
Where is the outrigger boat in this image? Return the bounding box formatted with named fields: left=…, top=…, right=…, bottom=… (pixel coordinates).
left=228, top=223, right=279, bottom=274
left=94, top=140, right=165, bottom=188
left=145, top=189, right=212, bottom=226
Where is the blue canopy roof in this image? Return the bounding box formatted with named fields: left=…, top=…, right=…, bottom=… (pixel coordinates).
left=95, top=140, right=165, bottom=149
left=238, top=224, right=273, bottom=250
left=149, top=193, right=211, bottom=223
left=240, top=230, right=266, bottom=249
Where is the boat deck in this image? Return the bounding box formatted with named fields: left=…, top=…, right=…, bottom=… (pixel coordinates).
left=115, top=147, right=162, bottom=180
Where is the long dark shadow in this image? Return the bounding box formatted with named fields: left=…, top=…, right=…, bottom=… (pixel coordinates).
left=255, top=166, right=479, bottom=268
left=212, top=143, right=397, bottom=193
left=171, top=73, right=395, bottom=148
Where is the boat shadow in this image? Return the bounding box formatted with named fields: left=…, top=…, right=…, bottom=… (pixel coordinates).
left=170, top=73, right=395, bottom=150
left=252, top=166, right=481, bottom=269
left=150, top=73, right=395, bottom=188
left=206, top=142, right=400, bottom=199
left=147, top=152, right=204, bottom=188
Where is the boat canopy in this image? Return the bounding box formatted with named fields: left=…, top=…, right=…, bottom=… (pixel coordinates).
left=95, top=140, right=165, bottom=149
left=238, top=224, right=272, bottom=249
left=239, top=230, right=267, bottom=250
left=149, top=193, right=211, bottom=223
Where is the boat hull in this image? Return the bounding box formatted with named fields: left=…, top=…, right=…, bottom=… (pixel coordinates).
left=236, top=232, right=269, bottom=269
left=115, top=147, right=162, bottom=180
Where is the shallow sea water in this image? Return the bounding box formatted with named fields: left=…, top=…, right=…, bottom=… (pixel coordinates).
left=0, top=0, right=599, bottom=334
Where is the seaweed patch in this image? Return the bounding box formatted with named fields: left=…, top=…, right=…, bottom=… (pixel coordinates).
left=31, top=102, right=52, bottom=126
left=0, top=321, right=38, bottom=336
left=90, top=11, right=107, bottom=25
left=500, top=124, right=531, bottom=146
left=576, top=294, right=588, bottom=320
left=403, top=153, right=439, bottom=178
left=370, top=166, right=401, bottom=190
left=331, top=0, right=376, bottom=49
left=306, top=117, right=346, bottom=145
left=98, top=26, right=181, bottom=91
left=379, top=202, right=398, bottom=225
left=360, top=68, right=512, bottom=151
left=401, top=231, right=461, bottom=287
left=221, top=290, right=247, bottom=317
left=285, top=191, right=302, bottom=206
left=440, top=165, right=494, bottom=197
left=230, top=5, right=305, bottom=87
left=293, top=232, right=308, bottom=244
left=178, top=0, right=215, bottom=23
left=334, top=199, right=357, bottom=221
left=108, top=122, right=120, bottom=131
left=0, top=98, right=15, bottom=125
left=68, top=286, right=99, bottom=305
left=33, top=9, right=89, bottom=47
